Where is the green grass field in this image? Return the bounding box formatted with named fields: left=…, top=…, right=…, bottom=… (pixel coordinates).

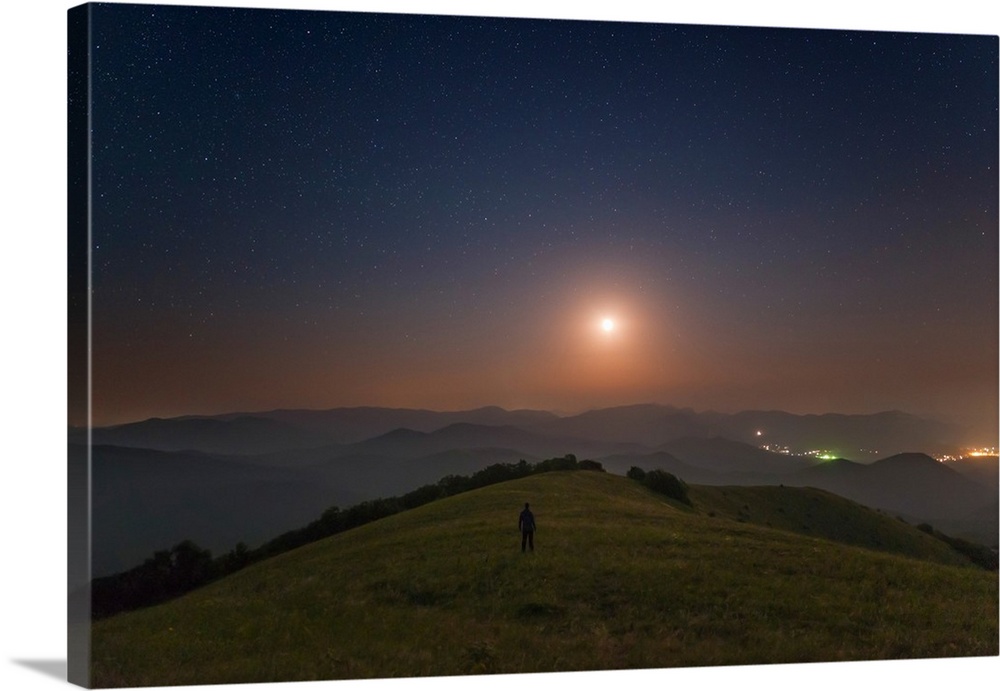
left=90, top=471, right=998, bottom=687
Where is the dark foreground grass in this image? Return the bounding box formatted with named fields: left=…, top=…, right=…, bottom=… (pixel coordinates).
left=91, top=471, right=998, bottom=687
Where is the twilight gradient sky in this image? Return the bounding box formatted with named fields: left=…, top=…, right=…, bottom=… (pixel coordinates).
left=82, top=2, right=998, bottom=440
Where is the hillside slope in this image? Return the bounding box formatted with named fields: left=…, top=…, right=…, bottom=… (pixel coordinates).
left=91, top=471, right=997, bottom=687
left=687, top=484, right=985, bottom=565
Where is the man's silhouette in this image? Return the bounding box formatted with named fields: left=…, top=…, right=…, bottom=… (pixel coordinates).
left=519, top=502, right=535, bottom=552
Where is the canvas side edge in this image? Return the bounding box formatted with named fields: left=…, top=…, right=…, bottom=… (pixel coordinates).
left=67, top=3, right=93, bottom=688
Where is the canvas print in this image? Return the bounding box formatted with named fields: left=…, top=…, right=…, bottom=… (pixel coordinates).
left=67, top=2, right=998, bottom=688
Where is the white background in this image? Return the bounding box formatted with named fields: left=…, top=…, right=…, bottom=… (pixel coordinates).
left=2, top=1, right=997, bottom=690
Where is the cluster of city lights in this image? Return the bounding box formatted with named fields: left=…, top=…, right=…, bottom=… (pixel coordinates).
left=755, top=431, right=839, bottom=459
left=935, top=447, right=998, bottom=462
left=756, top=442, right=838, bottom=460
left=753, top=430, right=999, bottom=463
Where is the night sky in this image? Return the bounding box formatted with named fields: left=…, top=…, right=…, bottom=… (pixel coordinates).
left=83, top=2, right=998, bottom=442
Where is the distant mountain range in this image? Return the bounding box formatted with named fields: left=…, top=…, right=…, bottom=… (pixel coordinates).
left=74, top=403, right=964, bottom=457
left=71, top=404, right=997, bottom=576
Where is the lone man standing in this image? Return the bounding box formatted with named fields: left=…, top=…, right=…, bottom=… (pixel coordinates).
left=519, top=502, right=536, bottom=553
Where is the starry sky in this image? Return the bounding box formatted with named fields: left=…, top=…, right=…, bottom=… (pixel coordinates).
left=80, top=2, right=998, bottom=441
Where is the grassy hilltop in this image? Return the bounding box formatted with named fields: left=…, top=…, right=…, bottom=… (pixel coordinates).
left=91, top=470, right=998, bottom=687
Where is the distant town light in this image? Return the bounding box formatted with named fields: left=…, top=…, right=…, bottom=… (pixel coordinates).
left=967, top=448, right=995, bottom=456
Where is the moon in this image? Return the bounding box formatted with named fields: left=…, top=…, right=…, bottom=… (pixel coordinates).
left=601, top=317, right=616, bottom=332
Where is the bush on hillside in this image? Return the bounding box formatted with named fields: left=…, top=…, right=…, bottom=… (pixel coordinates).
left=401, top=483, right=444, bottom=509
left=916, top=523, right=998, bottom=571
left=91, top=540, right=216, bottom=619
left=534, top=454, right=580, bottom=473
left=938, top=535, right=998, bottom=571
left=628, top=467, right=691, bottom=506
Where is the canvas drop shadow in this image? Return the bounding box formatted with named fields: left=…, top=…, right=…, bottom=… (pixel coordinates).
left=11, top=658, right=67, bottom=682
